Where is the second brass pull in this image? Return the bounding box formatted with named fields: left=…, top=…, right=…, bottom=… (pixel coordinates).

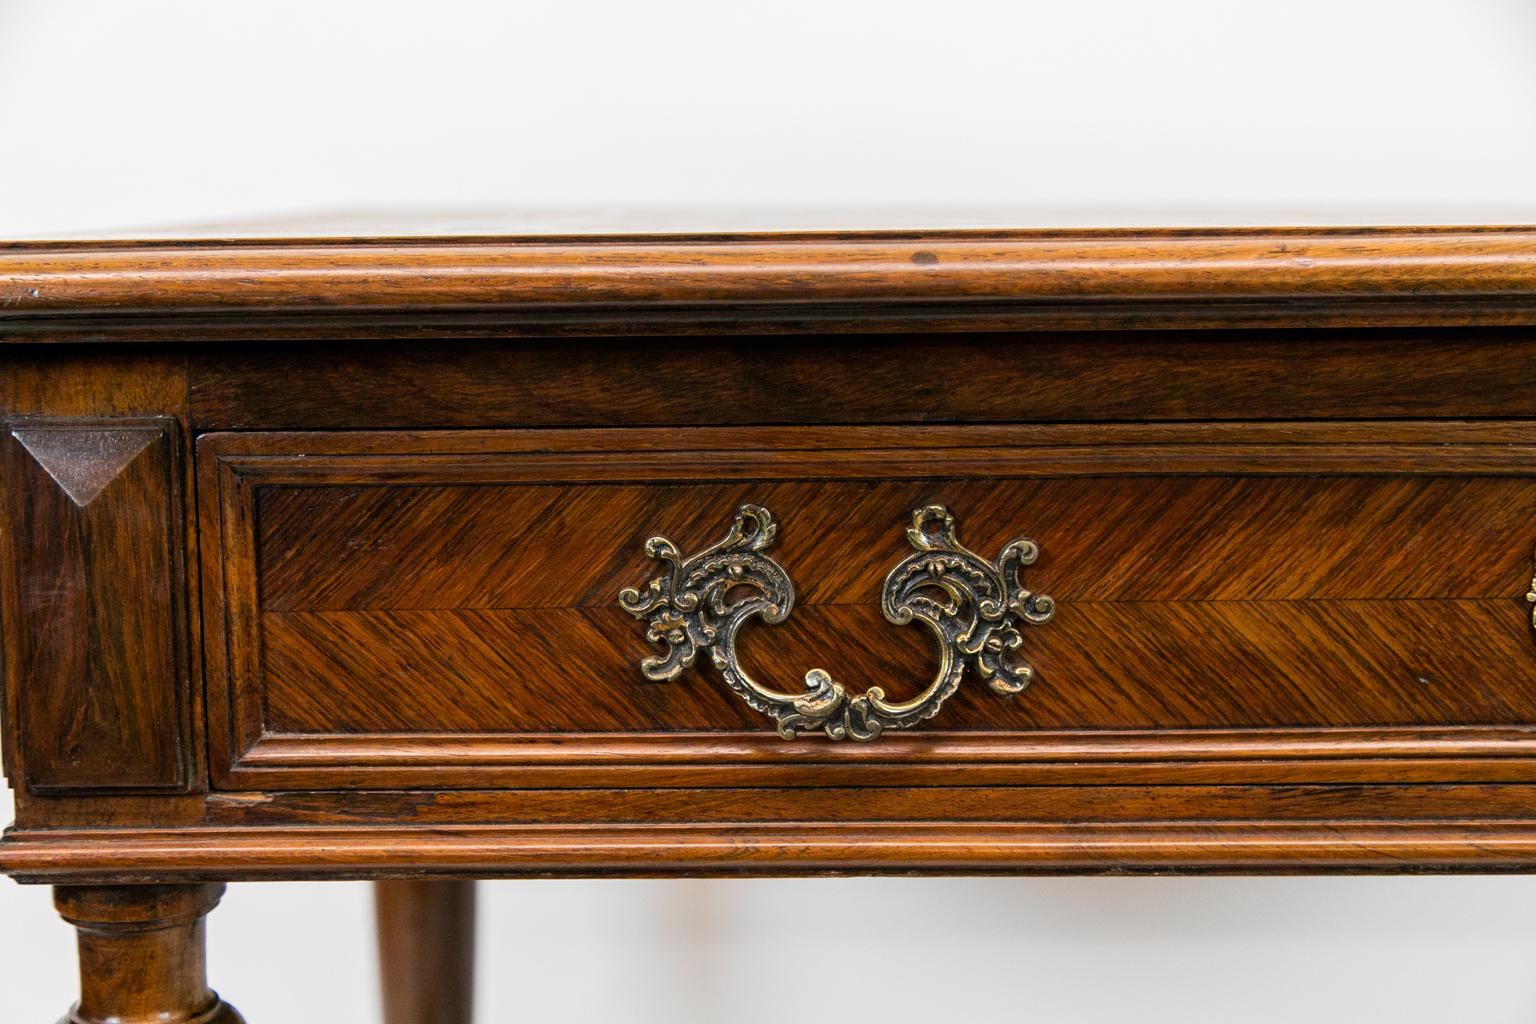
left=619, top=504, right=1054, bottom=741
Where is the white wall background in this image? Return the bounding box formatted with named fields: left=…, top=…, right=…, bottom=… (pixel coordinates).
left=3, top=0, right=1536, bottom=236
left=5, top=1, right=1536, bottom=1021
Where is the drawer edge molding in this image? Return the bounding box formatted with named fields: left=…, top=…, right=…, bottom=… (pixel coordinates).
left=221, top=727, right=1536, bottom=789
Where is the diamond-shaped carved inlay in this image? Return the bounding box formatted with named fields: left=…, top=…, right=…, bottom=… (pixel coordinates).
left=11, top=427, right=159, bottom=508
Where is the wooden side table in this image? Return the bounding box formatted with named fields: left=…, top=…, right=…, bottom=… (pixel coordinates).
left=6, top=227, right=1536, bottom=1021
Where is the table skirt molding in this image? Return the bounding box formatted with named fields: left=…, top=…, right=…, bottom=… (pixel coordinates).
left=10, top=821, right=1536, bottom=882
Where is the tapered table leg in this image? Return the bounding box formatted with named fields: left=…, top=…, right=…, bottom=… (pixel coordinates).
left=53, top=883, right=244, bottom=1024
left=375, top=880, right=476, bottom=1024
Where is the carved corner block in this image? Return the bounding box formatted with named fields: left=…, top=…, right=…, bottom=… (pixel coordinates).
left=0, top=418, right=191, bottom=792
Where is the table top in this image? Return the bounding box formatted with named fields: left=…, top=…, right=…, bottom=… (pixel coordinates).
left=4, top=226, right=1536, bottom=341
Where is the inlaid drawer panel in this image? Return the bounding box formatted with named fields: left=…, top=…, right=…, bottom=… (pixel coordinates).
left=198, top=423, right=1536, bottom=789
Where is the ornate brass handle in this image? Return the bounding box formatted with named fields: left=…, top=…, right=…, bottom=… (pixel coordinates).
left=619, top=504, right=1055, bottom=741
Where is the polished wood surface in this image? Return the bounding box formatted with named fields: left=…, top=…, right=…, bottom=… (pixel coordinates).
left=15, top=822, right=1536, bottom=881
left=6, top=228, right=1536, bottom=339
left=203, top=784, right=1536, bottom=827
left=52, top=884, right=242, bottom=1024
left=194, top=423, right=1536, bottom=792
left=1, top=418, right=190, bottom=792
left=8, top=228, right=1536, bottom=1020
left=0, top=349, right=208, bottom=835
left=188, top=327, right=1536, bottom=427
left=375, top=880, right=476, bottom=1024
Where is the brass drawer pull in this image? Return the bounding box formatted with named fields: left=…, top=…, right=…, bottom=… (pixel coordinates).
left=620, top=504, right=1055, bottom=741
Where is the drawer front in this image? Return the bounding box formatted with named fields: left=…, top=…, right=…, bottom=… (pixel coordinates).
left=199, top=423, right=1536, bottom=789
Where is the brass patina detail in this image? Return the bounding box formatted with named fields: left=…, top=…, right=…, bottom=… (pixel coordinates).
left=620, top=504, right=1055, bottom=741
left=1526, top=561, right=1536, bottom=629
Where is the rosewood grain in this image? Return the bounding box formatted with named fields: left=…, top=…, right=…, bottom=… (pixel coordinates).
left=0, top=349, right=209, bottom=833
left=253, top=601, right=1534, bottom=733
left=188, top=329, right=1536, bottom=429
left=1, top=418, right=190, bottom=792
left=204, top=785, right=1536, bottom=827
left=197, top=424, right=1536, bottom=791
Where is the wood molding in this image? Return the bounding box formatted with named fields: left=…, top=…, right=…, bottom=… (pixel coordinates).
left=225, top=728, right=1536, bottom=789
left=10, top=822, right=1536, bottom=881
left=6, top=227, right=1536, bottom=339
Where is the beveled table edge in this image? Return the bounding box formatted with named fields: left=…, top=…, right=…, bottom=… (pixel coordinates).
left=4, top=225, right=1536, bottom=339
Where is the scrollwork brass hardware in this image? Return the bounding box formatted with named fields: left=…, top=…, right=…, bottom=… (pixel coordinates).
left=1526, top=557, right=1536, bottom=630
left=619, top=504, right=1055, bottom=741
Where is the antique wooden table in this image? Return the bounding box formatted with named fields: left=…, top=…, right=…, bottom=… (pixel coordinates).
left=5, top=227, right=1536, bottom=1022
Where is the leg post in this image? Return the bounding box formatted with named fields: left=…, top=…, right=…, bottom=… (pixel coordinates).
left=375, top=880, right=477, bottom=1024
left=53, top=882, right=243, bottom=1024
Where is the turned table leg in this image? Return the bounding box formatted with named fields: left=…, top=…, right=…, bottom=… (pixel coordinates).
left=52, top=883, right=244, bottom=1024
left=375, top=880, right=477, bottom=1024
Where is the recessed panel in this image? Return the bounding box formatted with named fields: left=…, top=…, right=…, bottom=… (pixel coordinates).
left=199, top=424, right=1536, bottom=788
